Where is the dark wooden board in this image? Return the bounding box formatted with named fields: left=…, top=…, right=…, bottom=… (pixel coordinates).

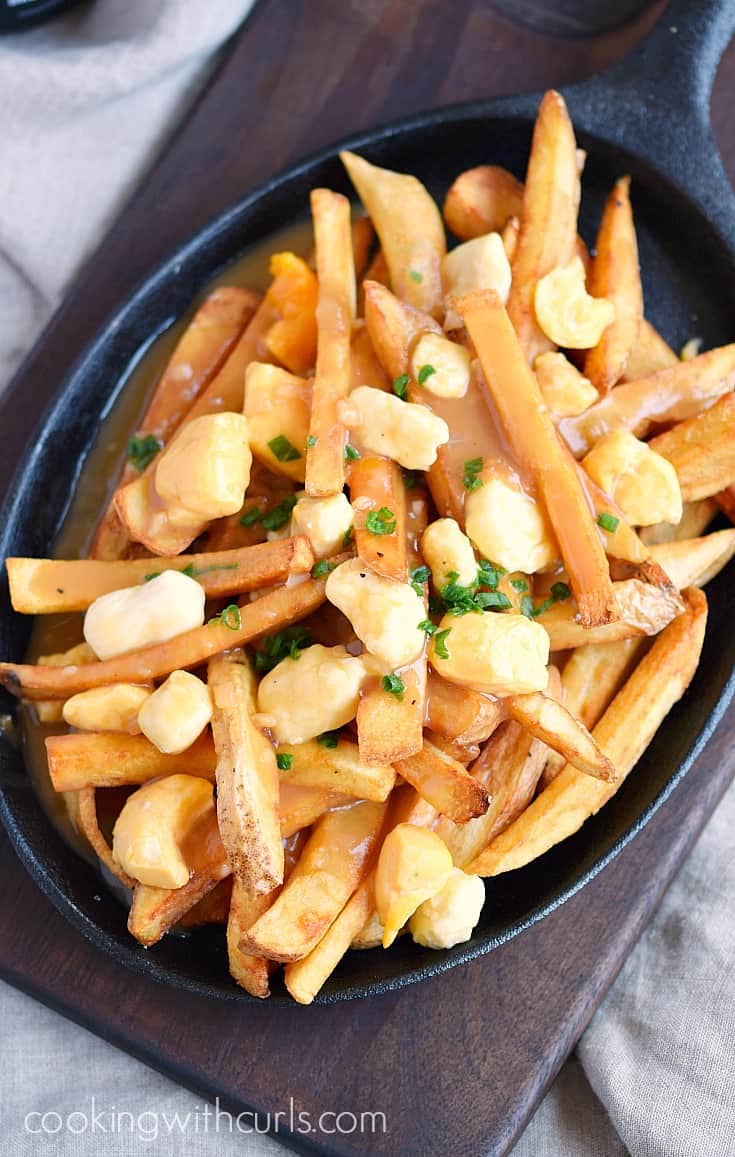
left=2, top=2, right=735, bottom=1154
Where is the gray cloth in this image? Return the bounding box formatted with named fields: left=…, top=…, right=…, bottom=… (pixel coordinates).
left=0, top=3, right=733, bottom=1154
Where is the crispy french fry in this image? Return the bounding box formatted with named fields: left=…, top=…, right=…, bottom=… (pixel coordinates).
left=285, top=875, right=375, bottom=1004
left=538, top=578, right=683, bottom=649
left=560, top=343, right=735, bottom=456
left=394, top=739, right=490, bottom=822
left=363, top=278, right=441, bottom=380
left=506, top=689, right=615, bottom=781
left=179, top=877, right=232, bottom=927
left=227, top=877, right=278, bottom=998
left=278, top=781, right=352, bottom=838
left=425, top=672, right=504, bottom=745
left=425, top=733, right=481, bottom=765
left=443, top=165, right=524, bottom=240
left=648, top=392, right=735, bottom=501
left=458, top=290, right=616, bottom=627
left=209, top=651, right=283, bottom=895
left=240, top=799, right=386, bottom=962
left=46, top=731, right=216, bottom=793
left=469, top=587, right=707, bottom=875
left=36, top=642, right=96, bottom=723
left=507, top=90, right=581, bottom=361
left=341, top=151, right=445, bottom=317
left=648, top=529, right=735, bottom=590
left=622, top=318, right=678, bottom=381
left=7, top=538, right=314, bottom=615
left=350, top=456, right=407, bottom=581
left=0, top=574, right=328, bottom=700
left=639, top=498, right=717, bottom=546
left=350, top=323, right=390, bottom=391
left=278, top=737, right=395, bottom=802
left=304, top=189, right=356, bottom=497
left=584, top=177, right=642, bottom=392
left=77, top=787, right=135, bottom=888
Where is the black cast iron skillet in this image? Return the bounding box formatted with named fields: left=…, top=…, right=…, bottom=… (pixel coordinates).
left=1, top=0, right=735, bottom=1004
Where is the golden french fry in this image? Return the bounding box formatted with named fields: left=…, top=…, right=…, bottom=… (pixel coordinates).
left=341, top=151, right=445, bottom=317
left=506, top=689, right=615, bottom=781
left=469, top=587, right=707, bottom=875
left=443, top=165, right=524, bottom=240
left=239, top=799, right=386, bottom=962
left=227, top=877, right=278, bottom=999
left=363, top=278, right=441, bottom=381
left=6, top=538, right=314, bottom=615
left=394, top=739, right=490, bottom=823
left=622, top=317, right=678, bottom=381
left=584, top=177, right=643, bottom=392
left=278, top=737, right=395, bottom=802
left=0, top=573, right=328, bottom=700
left=457, top=290, right=616, bottom=628
left=425, top=672, right=504, bottom=745
left=350, top=215, right=375, bottom=280
left=278, top=781, right=352, bottom=838
left=284, top=875, right=375, bottom=1005
left=46, top=730, right=216, bottom=792
left=507, top=90, right=581, bottom=361
left=648, top=529, right=735, bottom=590
left=209, top=651, right=283, bottom=895
left=350, top=456, right=408, bottom=581
left=425, top=733, right=480, bottom=765
left=179, top=877, right=233, bottom=928
left=76, top=787, right=135, bottom=888
left=560, top=343, right=735, bottom=456
left=357, top=660, right=425, bottom=764
left=538, top=578, right=683, bottom=649
left=35, top=642, right=96, bottom=723
left=639, top=498, right=717, bottom=546
left=648, top=392, right=735, bottom=501
left=305, top=189, right=356, bottom=497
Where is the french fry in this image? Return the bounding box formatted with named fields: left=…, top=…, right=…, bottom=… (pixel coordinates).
left=560, top=343, right=735, bottom=456
left=278, top=781, right=352, bottom=838
left=341, top=151, right=445, bottom=317
left=77, top=787, right=135, bottom=888
left=350, top=323, right=390, bottom=391
left=538, top=578, right=683, bottom=649
left=208, top=651, right=283, bottom=895
left=179, top=877, right=233, bottom=927
left=458, top=289, right=616, bottom=627
left=639, top=498, right=717, bottom=546
left=277, top=737, right=395, bottom=802
left=394, top=739, right=490, bottom=823
left=350, top=456, right=407, bottom=581
left=506, top=689, right=615, bottom=781
left=623, top=318, right=678, bottom=381
left=648, top=392, right=735, bottom=501
left=0, top=573, right=328, bottom=700
left=507, top=90, right=581, bottom=361
left=304, top=189, right=356, bottom=497
left=350, top=215, right=375, bottom=280
left=425, top=733, right=481, bottom=765
left=363, top=278, right=441, bottom=380
left=469, top=587, right=707, bottom=875
left=584, top=177, right=642, bottom=392
left=443, top=165, right=524, bottom=240
left=46, top=731, right=216, bottom=793
left=425, top=672, right=504, bottom=745
left=503, top=216, right=520, bottom=261
left=7, top=537, right=314, bottom=615
left=227, top=878, right=278, bottom=998
left=36, top=642, right=96, bottom=723
left=262, top=252, right=319, bottom=375
left=240, top=799, right=386, bottom=962
left=284, top=875, right=375, bottom=1005
left=648, top=529, right=735, bottom=590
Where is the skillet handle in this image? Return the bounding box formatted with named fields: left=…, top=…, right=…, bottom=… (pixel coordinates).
left=564, top=0, right=735, bottom=246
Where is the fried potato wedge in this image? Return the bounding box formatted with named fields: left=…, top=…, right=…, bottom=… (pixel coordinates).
left=46, top=731, right=216, bottom=793
left=350, top=456, right=408, bottom=581
left=284, top=875, right=375, bottom=1005
left=395, top=739, right=490, bottom=822
left=458, top=289, right=616, bottom=627
left=239, top=799, right=386, bottom=962
left=648, top=392, right=735, bottom=501
left=7, top=537, right=314, bottom=615
left=341, top=151, right=445, bottom=317
left=507, top=90, right=581, bottom=361
left=425, top=672, right=504, bottom=745
left=208, top=651, right=283, bottom=895
left=77, top=787, right=135, bottom=888
left=537, top=577, right=684, bottom=649
left=506, top=690, right=615, bottom=781
left=584, top=176, right=642, bottom=392
left=470, top=587, right=707, bottom=875
left=305, top=188, right=356, bottom=497
left=227, top=877, right=278, bottom=999
left=278, top=782, right=352, bottom=838
left=560, top=343, right=735, bottom=456
left=443, top=165, right=524, bottom=240
left=0, top=574, right=328, bottom=699
left=277, top=737, right=395, bottom=802
left=648, top=529, right=735, bottom=590
left=622, top=318, right=678, bottom=382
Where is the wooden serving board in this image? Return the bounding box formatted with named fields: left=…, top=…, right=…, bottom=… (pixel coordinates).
left=2, top=3, right=735, bottom=1153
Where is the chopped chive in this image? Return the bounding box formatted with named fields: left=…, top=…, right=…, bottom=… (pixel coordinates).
left=253, top=626, right=312, bottom=673
left=344, top=443, right=360, bottom=461
left=402, top=469, right=420, bottom=489
left=365, top=506, right=396, bottom=535
left=317, top=731, right=340, bottom=749
left=434, top=628, right=451, bottom=659
left=418, top=618, right=438, bottom=636
left=417, top=364, right=436, bottom=386
left=409, top=270, right=423, bottom=283
left=381, top=673, right=405, bottom=700
left=392, top=373, right=409, bottom=399
left=342, top=526, right=354, bottom=547
left=261, top=494, right=297, bottom=531
left=306, top=435, right=317, bottom=448
left=520, top=594, right=535, bottom=619
left=127, top=434, right=162, bottom=472
left=143, top=572, right=160, bottom=583
left=276, top=753, right=293, bottom=770
left=219, top=604, right=241, bottom=630
left=240, top=505, right=263, bottom=527
left=311, top=559, right=336, bottom=578
left=477, top=559, right=504, bottom=589
left=510, top=578, right=528, bottom=592
left=462, top=457, right=484, bottom=492
left=550, top=581, right=571, bottom=601
left=597, top=512, right=620, bottom=533
left=409, top=565, right=430, bottom=596
left=182, top=562, right=238, bottom=579
left=268, top=434, right=301, bottom=462
left=475, top=590, right=512, bottom=610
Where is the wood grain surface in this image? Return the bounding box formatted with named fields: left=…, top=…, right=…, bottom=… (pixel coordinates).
left=2, top=2, right=735, bottom=1154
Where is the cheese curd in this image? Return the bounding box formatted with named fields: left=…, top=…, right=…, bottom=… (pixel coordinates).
left=347, top=386, right=449, bottom=471
left=582, top=429, right=683, bottom=526
left=154, top=412, right=252, bottom=527
left=442, top=232, right=511, bottom=329
left=464, top=466, right=558, bottom=574
left=62, top=683, right=151, bottom=734
left=375, top=823, right=453, bottom=947
left=534, top=256, right=615, bottom=349
left=409, top=867, right=486, bottom=949
left=290, top=492, right=353, bottom=558
left=112, top=774, right=214, bottom=889
left=138, top=670, right=213, bottom=754
left=534, top=351, right=599, bottom=417
left=325, top=558, right=426, bottom=669
left=429, top=611, right=550, bottom=695
left=244, top=362, right=311, bottom=482
left=410, top=333, right=471, bottom=399
left=257, top=644, right=371, bottom=744
left=421, top=518, right=477, bottom=589
left=83, top=569, right=205, bottom=660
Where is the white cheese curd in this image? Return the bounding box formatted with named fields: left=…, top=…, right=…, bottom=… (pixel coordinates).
left=464, top=467, right=558, bottom=574
left=410, top=333, right=472, bottom=398
left=257, top=644, right=371, bottom=744
left=582, top=429, right=683, bottom=526
left=534, top=351, right=599, bottom=417
left=325, top=558, right=426, bottom=669
left=347, top=386, right=450, bottom=471
left=421, top=518, right=477, bottom=589
left=442, top=232, right=511, bottom=328
left=83, top=569, right=205, bottom=660
left=112, top=774, right=215, bottom=889
left=62, top=683, right=151, bottom=734
left=409, top=867, right=486, bottom=949
left=154, top=412, right=252, bottom=526
left=290, top=492, right=353, bottom=558
left=137, top=670, right=213, bottom=754
left=429, top=610, right=550, bottom=695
